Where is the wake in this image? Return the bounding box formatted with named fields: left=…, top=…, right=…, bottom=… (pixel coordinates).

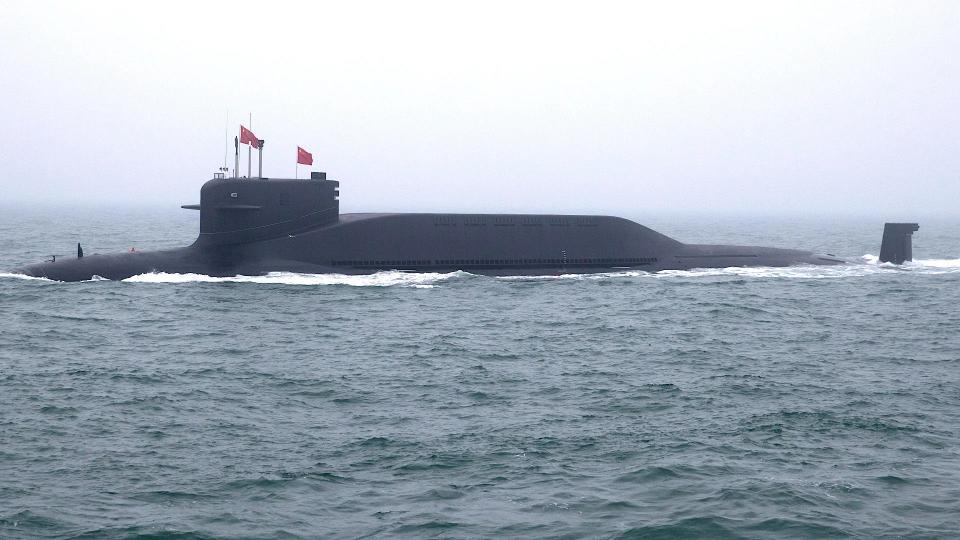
left=3, top=255, right=959, bottom=286
left=121, top=270, right=465, bottom=288
left=500, top=255, right=960, bottom=282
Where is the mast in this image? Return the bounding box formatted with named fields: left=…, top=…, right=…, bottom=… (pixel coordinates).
left=258, top=139, right=264, bottom=178
left=247, top=112, right=252, bottom=178
left=223, top=111, right=228, bottom=171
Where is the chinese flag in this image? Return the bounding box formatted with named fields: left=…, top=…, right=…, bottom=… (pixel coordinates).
left=240, top=125, right=260, bottom=148
left=297, top=146, right=313, bottom=166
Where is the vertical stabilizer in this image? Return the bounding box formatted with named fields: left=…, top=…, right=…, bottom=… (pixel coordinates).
left=879, top=223, right=919, bottom=264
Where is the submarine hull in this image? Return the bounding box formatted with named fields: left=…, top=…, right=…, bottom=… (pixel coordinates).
left=12, top=176, right=847, bottom=281
left=14, top=212, right=843, bottom=282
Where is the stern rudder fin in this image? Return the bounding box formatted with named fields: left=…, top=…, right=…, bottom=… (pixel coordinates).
left=879, top=222, right=919, bottom=264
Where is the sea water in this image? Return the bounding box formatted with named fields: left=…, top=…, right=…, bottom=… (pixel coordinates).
left=1, top=206, right=959, bottom=538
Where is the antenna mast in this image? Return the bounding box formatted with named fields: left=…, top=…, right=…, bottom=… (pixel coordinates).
left=216, top=111, right=230, bottom=178
left=223, top=111, right=228, bottom=170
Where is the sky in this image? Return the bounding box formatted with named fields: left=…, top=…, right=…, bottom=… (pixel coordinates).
left=0, top=0, right=958, bottom=217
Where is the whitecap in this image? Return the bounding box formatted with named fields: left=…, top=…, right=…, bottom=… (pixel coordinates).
left=497, top=254, right=960, bottom=282
left=0, top=272, right=52, bottom=281
left=496, top=270, right=649, bottom=282
left=649, top=257, right=960, bottom=279
left=122, top=270, right=466, bottom=288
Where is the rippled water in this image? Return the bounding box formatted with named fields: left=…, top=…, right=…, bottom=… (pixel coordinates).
left=1, top=206, right=959, bottom=539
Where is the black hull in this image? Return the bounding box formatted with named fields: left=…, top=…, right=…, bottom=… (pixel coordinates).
left=13, top=176, right=846, bottom=282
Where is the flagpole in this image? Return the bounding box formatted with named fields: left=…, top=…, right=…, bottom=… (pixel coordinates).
left=247, top=112, right=252, bottom=178
left=258, top=140, right=264, bottom=178
left=223, top=111, right=228, bottom=172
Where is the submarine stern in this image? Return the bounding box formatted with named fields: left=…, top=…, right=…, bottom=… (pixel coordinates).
left=670, top=244, right=847, bottom=270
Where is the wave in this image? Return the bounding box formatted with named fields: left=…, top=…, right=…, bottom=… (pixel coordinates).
left=5, top=255, right=959, bottom=287
left=862, top=254, right=960, bottom=270
left=500, top=255, right=960, bottom=282
left=122, top=270, right=466, bottom=288
left=129, top=256, right=959, bottom=287
left=0, top=273, right=115, bottom=283
left=654, top=256, right=960, bottom=279
left=0, top=272, right=50, bottom=281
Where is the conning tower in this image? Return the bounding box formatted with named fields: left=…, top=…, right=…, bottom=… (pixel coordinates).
left=183, top=172, right=339, bottom=246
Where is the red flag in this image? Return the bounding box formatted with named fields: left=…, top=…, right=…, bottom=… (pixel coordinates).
left=297, top=146, right=313, bottom=166
left=239, top=125, right=260, bottom=149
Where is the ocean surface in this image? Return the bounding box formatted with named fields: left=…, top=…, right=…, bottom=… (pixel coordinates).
left=1, top=206, right=959, bottom=539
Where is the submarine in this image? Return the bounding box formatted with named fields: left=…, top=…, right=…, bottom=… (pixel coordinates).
left=13, top=172, right=919, bottom=282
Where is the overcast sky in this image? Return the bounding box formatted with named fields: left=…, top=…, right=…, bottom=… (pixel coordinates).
left=1, top=1, right=957, bottom=217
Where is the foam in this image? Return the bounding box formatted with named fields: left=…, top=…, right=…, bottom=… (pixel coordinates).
left=0, top=272, right=51, bottom=281
left=863, top=254, right=960, bottom=273
left=499, top=255, right=960, bottom=282
left=122, top=270, right=465, bottom=288
left=6, top=255, right=959, bottom=287
left=0, top=273, right=120, bottom=283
